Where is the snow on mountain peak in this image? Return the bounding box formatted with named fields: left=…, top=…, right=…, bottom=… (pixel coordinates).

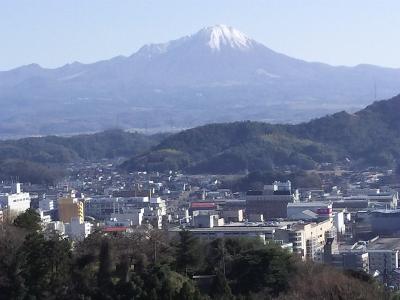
left=198, top=24, right=253, bottom=51
left=133, top=25, right=255, bottom=59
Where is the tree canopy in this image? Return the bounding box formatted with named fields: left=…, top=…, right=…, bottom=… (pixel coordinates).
left=0, top=222, right=392, bottom=300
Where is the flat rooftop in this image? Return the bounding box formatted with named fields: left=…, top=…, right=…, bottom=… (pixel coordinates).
left=287, top=202, right=331, bottom=207
left=170, top=226, right=278, bottom=233
left=368, top=238, right=400, bottom=251
left=170, top=220, right=303, bottom=233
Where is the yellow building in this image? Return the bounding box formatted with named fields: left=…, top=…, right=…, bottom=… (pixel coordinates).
left=58, top=191, right=84, bottom=224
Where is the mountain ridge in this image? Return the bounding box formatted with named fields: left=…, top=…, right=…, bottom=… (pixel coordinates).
left=1, top=25, right=400, bottom=137
left=121, top=94, right=400, bottom=173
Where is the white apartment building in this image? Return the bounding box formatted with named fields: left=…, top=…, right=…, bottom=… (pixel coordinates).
left=277, top=218, right=335, bottom=261
left=0, top=183, right=31, bottom=215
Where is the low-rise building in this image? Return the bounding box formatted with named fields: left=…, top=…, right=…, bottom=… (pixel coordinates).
left=287, top=202, right=332, bottom=220
left=342, top=252, right=370, bottom=273
left=109, top=208, right=144, bottom=227
left=0, top=183, right=31, bottom=216
left=192, top=211, right=224, bottom=228
left=368, top=250, right=399, bottom=275
left=65, top=217, right=92, bottom=241
left=222, top=209, right=244, bottom=223
left=172, top=223, right=279, bottom=245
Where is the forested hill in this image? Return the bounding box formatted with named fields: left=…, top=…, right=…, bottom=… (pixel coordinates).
left=289, top=94, right=400, bottom=165
left=121, top=94, right=400, bottom=173
left=0, top=129, right=165, bottom=184
left=2, top=94, right=399, bottom=179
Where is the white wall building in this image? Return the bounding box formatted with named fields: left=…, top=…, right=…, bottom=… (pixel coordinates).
left=0, top=183, right=31, bottom=215
left=45, top=221, right=66, bottom=236
left=65, top=217, right=92, bottom=241
left=109, top=208, right=145, bottom=227
left=37, top=209, right=52, bottom=224
left=192, top=212, right=224, bottom=228
left=333, top=210, right=346, bottom=235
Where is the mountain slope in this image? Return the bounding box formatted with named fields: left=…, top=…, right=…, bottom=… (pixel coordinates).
left=1, top=25, right=400, bottom=137
left=121, top=94, right=400, bottom=173
left=0, top=129, right=166, bottom=184
left=0, top=129, right=165, bottom=164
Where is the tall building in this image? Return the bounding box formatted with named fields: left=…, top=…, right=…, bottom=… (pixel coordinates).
left=0, top=183, right=31, bottom=216
left=58, top=190, right=84, bottom=223
left=246, top=181, right=297, bottom=219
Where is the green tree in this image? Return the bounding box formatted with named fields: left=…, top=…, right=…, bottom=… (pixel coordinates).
left=13, top=232, right=73, bottom=299
left=176, top=230, right=201, bottom=275
left=0, top=226, right=28, bottom=299
left=178, top=281, right=203, bottom=300
left=206, top=239, right=227, bottom=274
left=13, top=208, right=41, bottom=232
left=210, top=271, right=234, bottom=300
left=46, top=235, right=72, bottom=298
left=230, top=244, right=294, bottom=297
left=96, top=239, right=114, bottom=299
left=19, top=233, right=51, bottom=298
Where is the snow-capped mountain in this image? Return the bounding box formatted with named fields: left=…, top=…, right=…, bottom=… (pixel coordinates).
left=1, top=24, right=400, bottom=137
left=126, top=24, right=304, bottom=86
left=187, top=24, right=255, bottom=51
left=137, top=25, right=255, bottom=55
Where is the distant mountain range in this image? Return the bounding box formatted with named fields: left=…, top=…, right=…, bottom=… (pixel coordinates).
left=122, top=94, right=400, bottom=173
left=1, top=24, right=400, bottom=137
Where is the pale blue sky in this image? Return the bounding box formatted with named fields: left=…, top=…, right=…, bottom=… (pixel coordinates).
left=1, top=0, right=400, bottom=71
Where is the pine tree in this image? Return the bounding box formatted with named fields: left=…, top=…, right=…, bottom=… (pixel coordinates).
left=46, top=235, right=72, bottom=298
left=19, top=233, right=50, bottom=298
left=210, top=271, right=233, bottom=300
left=97, top=239, right=114, bottom=299
left=13, top=208, right=41, bottom=232
left=176, top=230, right=201, bottom=275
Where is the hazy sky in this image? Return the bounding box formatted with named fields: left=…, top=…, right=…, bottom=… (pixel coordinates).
left=1, top=0, right=400, bottom=71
